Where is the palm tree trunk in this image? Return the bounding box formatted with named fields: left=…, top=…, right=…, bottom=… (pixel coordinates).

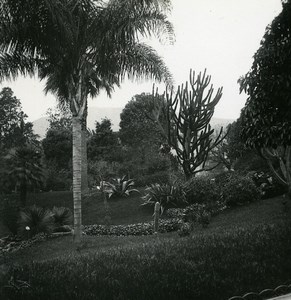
left=81, top=129, right=89, bottom=191
left=81, top=102, right=89, bottom=192
left=72, top=116, right=82, bottom=243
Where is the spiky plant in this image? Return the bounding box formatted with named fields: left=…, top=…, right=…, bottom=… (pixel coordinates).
left=103, top=176, right=139, bottom=198
left=18, top=205, right=54, bottom=237
left=142, top=182, right=186, bottom=214
left=52, top=207, right=73, bottom=227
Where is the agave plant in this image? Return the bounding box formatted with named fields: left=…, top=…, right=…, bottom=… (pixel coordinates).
left=103, top=176, right=139, bottom=199
left=18, top=205, right=54, bottom=237
left=142, top=183, right=186, bottom=214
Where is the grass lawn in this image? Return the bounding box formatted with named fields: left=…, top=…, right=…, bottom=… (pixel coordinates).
left=0, top=194, right=290, bottom=300
left=1, top=195, right=290, bottom=264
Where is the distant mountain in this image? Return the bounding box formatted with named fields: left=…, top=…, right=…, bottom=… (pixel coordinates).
left=33, top=107, right=123, bottom=139
left=32, top=107, right=234, bottom=139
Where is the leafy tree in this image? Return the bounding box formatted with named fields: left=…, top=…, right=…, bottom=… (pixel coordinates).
left=119, top=93, right=166, bottom=147
left=0, top=87, right=36, bottom=151
left=46, top=106, right=72, bottom=131
left=88, top=118, right=119, bottom=161
left=0, top=0, right=173, bottom=242
left=42, top=128, right=72, bottom=170
left=152, top=69, right=226, bottom=180
left=239, top=0, right=291, bottom=198
left=119, top=93, right=171, bottom=180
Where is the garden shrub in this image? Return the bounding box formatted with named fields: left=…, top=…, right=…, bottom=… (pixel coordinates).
left=103, top=176, right=139, bottom=199
left=167, top=201, right=226, bottom=228
left=2, top=222, right=291, bottom=300
left=183, top=175, right=221, bottom=205
left=142, top=182, right=186, bottom=212
left=222, top=173, right=260, bottom=207
left=251, top=171, right=287, bottom=199
left=18, top=205, right=54, bottom=237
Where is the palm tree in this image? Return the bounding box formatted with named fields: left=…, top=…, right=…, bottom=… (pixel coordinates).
left=0, top=0, right=174, bottom=242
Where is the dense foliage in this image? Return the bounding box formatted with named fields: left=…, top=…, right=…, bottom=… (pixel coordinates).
left=221, top=173, right=260, bottom=207
left=239, top=1, right=291, bottom=197
left=183, top=175, right=221, bottom=205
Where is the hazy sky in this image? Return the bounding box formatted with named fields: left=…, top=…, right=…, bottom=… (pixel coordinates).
left=0, top=0, right=283, bottom=121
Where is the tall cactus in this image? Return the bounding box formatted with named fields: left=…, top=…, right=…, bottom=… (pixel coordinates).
left=153, top=201, right=160, bottom=233
left=151, top=69, right=226, bottom=180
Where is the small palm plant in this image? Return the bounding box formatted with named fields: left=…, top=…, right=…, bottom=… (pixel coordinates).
left=18, top=205, right=54, bottom=237
left=52, top=207, right=72, bottom=232
left=103, top=176, right=139, bottom=199
left=142, top=183, right=187, bottom=214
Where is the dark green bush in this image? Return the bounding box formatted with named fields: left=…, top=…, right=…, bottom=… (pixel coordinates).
left=222, top=173, right=260, bottom=207
left=183, top=175, right=221, bottom=205
left=2, top=222, right=291, bottom=300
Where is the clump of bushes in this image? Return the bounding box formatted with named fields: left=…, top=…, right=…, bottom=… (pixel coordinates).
left=221, top=173, right=260, bottom=207
left=167, top=200, right=226, bottom=228
left=183, top=175, right=221, bottom=205
left=251, top=171, right=287, bottom=199
left=2, top=222, right=291, bottom=300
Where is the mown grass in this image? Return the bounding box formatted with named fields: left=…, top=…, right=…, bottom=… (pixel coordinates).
left=0, top=195, right=290, bottom=300
left=1, top=221, right=291, bottom=300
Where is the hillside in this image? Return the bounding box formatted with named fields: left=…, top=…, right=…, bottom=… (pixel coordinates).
left=33, top=107, right=234, bottom=139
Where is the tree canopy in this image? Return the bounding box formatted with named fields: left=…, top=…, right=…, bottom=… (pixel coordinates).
left=239, top=0, right=291, bottom=149
left=119, top=93, right=166, bottom=147
left=0, top=87, right=36, bottom=151
left=239, top=0, right=291, bottom=197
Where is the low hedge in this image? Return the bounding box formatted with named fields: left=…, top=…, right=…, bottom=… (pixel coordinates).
left=2, top=222, right=291, bottom=300
left=83, top=218, right=181, bottom=236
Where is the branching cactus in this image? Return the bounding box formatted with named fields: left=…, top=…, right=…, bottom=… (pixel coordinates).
left=153, top=202, right=161, bottom=233
left=151, top=69, right=227, bottom=179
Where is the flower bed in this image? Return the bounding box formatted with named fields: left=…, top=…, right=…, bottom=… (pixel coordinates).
left=83, top=218, right=181, bottom=236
